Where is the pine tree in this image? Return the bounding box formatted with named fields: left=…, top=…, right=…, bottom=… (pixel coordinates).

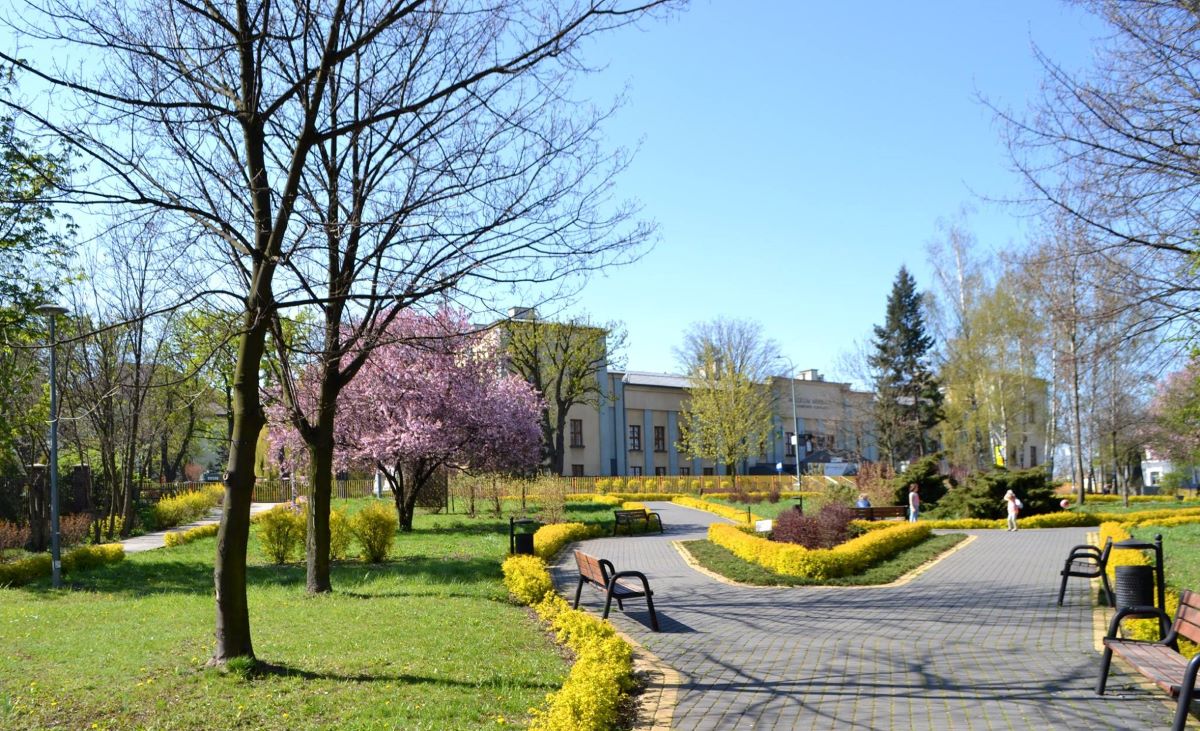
left=869, top=267, right=944, bottom=467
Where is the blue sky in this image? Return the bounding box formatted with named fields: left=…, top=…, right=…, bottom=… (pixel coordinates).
left=557, top=1, right=1105, bottom=385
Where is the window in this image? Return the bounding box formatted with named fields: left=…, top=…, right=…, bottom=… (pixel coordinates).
left=630, top=465, right=642, bottom=476
left=680, top=467, right=691, bottom=476
left=1029, top=445, right=1038, bottom=467
left=653, top=426, right=666, bottom=452
left=569, top=419, right=584, bottom=448
left=628, top=424, right=642, bottom=451
left=1151, top=471, right=1161, bottom=486
left=571, top=464, right=585, bottom=477
left=785, top=431, right=796, bottom=457
left=654, top=466, right=667, bottom=476
left=703, top=467, right=714, bottom=476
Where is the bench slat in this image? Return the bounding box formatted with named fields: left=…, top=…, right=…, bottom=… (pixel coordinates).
left=1105, top=639, right=1190, bottom=696
left=1174, top=593, right=1200, bottom=645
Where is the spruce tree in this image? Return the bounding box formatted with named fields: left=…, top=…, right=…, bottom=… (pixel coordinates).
left=869, top=267, right=944, bottom=468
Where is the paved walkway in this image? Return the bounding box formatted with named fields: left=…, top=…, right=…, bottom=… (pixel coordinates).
left=121, top=502, right=276, bottom=553
left=551, top=502, right=1188, bottom=730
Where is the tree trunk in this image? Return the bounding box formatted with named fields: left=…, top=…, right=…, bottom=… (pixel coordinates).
left=212, top=317, right=269, bottom=664
left=305, top=423, right=333, bottom=594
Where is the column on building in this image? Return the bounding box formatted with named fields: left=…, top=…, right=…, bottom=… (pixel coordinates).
left=598, top=366, right=612, bottom=476
left=667, top=411, right=679, bottom=474
left=613, top=377, right=627, bottom=476
left=643, top=408, right=654, bottom=476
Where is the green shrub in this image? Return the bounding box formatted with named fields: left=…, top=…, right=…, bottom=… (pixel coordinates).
left=256, top=505, right=306, bottom=564
left=350, top=502, right=397, bottom=563
left=329, top=508, right=352, bottom=560
left=0, top=544, right=124, bottom=587
left=932, top=466, right=1055, bottom=519
left=889, top=453, right=949, bottom=507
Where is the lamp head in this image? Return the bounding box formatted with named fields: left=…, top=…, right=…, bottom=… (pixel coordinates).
left=36, top=304, right=69, bottom=317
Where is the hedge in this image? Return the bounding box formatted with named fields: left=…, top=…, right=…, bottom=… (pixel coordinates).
left=152, top=485, right=224, bottom=530
left=923, top=506, right=1200, bottom=531
left=533, top=522, right=605, bottom=561
left=500, top=551, right=635, bottom=731
left=672, top=496, right=763, bottom=524
left=0, top=544, right=125, bottom=587
left=708, top=521, right=930, bottom=580
left=163, top=523, right=219, bottom=548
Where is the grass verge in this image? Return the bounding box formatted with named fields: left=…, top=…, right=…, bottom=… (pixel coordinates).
left=680, top=533, right=966, bottom=586
left=1131, top=522, right=1200, bottom=591
left=1, top=502, right=577, bottom=731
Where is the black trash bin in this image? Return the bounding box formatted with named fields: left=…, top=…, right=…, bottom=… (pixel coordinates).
left=1114, top=564, right=1155, bottom=610
left=509, top=517, right=540, bottom=555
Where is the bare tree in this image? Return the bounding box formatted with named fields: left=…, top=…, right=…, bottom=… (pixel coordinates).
left=1, top=0, right=678, bottom=665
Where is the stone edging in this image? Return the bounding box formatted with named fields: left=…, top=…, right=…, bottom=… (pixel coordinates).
left=670, top=532, right=978, bottom=590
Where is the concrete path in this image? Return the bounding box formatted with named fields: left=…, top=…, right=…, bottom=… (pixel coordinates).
left=121, top=502, right=277, bottom=553
left=551, top=502, right=1186, bottom=730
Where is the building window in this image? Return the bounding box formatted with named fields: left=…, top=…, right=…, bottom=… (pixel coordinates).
left=1029, top=445, right=1038, bottom=467
left=569, top=419, right=584, bottom=448
left=630, top=465, right=642, bottom=476
left=571, top=464, right=585, bottom=476
left=628, top=424, right=642, bottom=451
left=654, top=426, right=666, bottom=452
left=680, top=467, right=691, bottom=476
left=654, top=466, right=667, bottom=476
left=1151, top=471, right=1161, bottom=486
left=785, top=431, right=796, bottom=457
left=703, top=467, right=714, bottom=476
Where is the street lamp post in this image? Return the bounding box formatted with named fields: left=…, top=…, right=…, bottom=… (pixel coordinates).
left=776, top=356, right=802, bottom=488
left=37, top=303, right=69, bottom=589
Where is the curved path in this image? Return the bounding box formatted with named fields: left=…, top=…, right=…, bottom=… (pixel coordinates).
left=550, top=502, right=1182, bottom=730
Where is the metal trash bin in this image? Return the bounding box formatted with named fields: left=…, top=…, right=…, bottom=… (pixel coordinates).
left=509, top=517, right=540, bottom=555
left=1114, top=565, right=1155, bottom=610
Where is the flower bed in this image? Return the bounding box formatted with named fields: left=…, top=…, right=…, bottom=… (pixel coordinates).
left=501, top=554, right=635, bottom=731
left=707, top=521, right=930, bottom=580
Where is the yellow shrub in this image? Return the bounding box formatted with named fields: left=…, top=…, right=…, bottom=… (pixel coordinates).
left=329, top=508, right=353, bottom=560
left=153, top=485, right=224, bottom=529
left=708, top=521, right=931, bottom=580
left=502, top=554, right=554, bottom=605
left=0, top=544, right=124, bottom=587
left=621, top=501, right=646, bottom=511
left=533, top=522, right=603, bottom=561
left=350, top=501, right=397, bottom=563
left=256, top=505, right=306, bottom=564
left=922, top=518, right=1005, bottom=530
left=164, top=523, right=219, bottom=548
left=566, top=494, right=623, bottom=506
left=673, top=496, right=763, bottom=524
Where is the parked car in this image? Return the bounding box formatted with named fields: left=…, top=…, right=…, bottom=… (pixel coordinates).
left=201, top=470, right=223, bottom=482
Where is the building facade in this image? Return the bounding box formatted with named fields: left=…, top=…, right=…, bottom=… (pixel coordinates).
left=559, top=367, right=877, bottom=477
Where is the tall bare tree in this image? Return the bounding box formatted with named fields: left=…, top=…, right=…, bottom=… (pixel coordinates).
left=2, top=0, right=678, bottom=664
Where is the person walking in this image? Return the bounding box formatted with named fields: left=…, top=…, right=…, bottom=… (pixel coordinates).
left=907, top=484, right=920, bottom=522
left=1004, top=489, right=1023, bottom=531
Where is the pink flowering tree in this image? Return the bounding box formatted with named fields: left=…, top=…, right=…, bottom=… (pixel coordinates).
left=1144, top=359, right=1200, bottom=466
left=269, top=309, right=542, bottom=532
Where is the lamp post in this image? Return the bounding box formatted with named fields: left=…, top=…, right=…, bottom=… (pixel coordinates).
left=36, top=303, right=69, bottom=589
left=777, top=356, right=802, bottom=488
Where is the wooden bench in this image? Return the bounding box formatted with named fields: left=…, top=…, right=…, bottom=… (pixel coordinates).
left=1057, top=536, right=1114, bottom=607
left=612, top=508, right=663, bottom=536
left=851, top=506, right=908, bottom=521
left=1096, top=588, right=1200, bottom=731
left=572, top=550, right=660, bottom=631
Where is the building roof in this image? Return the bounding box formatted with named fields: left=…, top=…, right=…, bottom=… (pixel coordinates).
left=613, top=370, right=692, bottom=389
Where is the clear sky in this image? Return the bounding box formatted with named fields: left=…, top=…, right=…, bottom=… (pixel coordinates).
left=554, top=1, right=1105, bottom=386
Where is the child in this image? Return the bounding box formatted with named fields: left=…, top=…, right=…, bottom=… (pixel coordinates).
left=1004, top=489, right=1023, bottom=531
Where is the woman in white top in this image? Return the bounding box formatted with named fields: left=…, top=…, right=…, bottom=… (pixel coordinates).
left=1004, top=489, right=1022, bottom=531
left=907, top=484, right=920, bottom=522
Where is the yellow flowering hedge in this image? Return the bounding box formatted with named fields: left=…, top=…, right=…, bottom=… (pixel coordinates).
left=708, top=521, right=930, bottom=580
left=501, top=548, right=636, bottom=731
left=152, top=485, right=224, bottom=530
left=533, top=522, right=605, bottom=561
left=163, top=523, right=219, bottom=548
left=702, top=491, right=817, bottom=502
left=502, top=554, right=554, bottom=605
left=672, top=496, right=763, bottom=524
left=1079, top=494, right=1198, bottom=504
left=621, top=501, right=646, bottom=511
left=0, top=544, right=125, bottom=587
left=922, top=506, right=1200, bottom=531
left=566, top=494, right=623, bottom=506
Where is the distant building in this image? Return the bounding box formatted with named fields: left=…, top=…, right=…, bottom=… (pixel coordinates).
left=557, top=367, right=876, bottom=478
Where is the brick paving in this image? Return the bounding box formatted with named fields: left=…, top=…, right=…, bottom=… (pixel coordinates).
left=550, top=502, right=1189, bottom=730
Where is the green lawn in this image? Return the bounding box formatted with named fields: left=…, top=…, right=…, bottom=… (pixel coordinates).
left=0, top=500, right=609, bottom=730
left=1130, top=522, right=1200, bottom=592
left=1071, top=499, right=1199, bottom=515
left=698, top=497, right=805, bottom=520
left=680, top=533, right=966, bottom=586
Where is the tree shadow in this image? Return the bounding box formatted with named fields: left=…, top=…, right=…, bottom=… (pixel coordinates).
left=240, top=661, right=559, bottom=691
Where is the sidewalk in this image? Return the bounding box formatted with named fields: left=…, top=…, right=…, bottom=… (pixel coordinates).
left=121, top=502, right=277, bottom=553
left=551, top=502, right=1189, bottom=730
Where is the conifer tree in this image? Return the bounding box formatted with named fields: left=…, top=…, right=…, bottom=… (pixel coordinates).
left=869, top=267, right=943, bottom=468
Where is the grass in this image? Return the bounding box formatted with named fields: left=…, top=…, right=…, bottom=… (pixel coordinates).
left=697, top=497, right=804, bottom=520
left=0, top=499, right=584, bottom=731
left=1130, top=522, right=1200, bottom=592
left=679, top=533, right=966, bottom=586
left=1071, top=499, right=1199, bottom=515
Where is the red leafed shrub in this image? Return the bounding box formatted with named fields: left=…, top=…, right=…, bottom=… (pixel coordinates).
left=59, top=513, right=94, bottom=547
left=773, top=503, right=855, bottom=549
left=0, top=520, right=30, bottom=556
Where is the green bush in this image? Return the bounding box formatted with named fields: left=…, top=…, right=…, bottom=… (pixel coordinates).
left=256, top=505, right=306, bottom=564
left=152, top=486, right=223, bottom=530
left=350, top=502, right=397, bottom=563
left=329, top=508, right=352, bottom=560
left=932, top=466, right=1055, bottom=519
left=890, top=453, right=949, bottom=507
left=0, top=544, right=124, bottom=587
